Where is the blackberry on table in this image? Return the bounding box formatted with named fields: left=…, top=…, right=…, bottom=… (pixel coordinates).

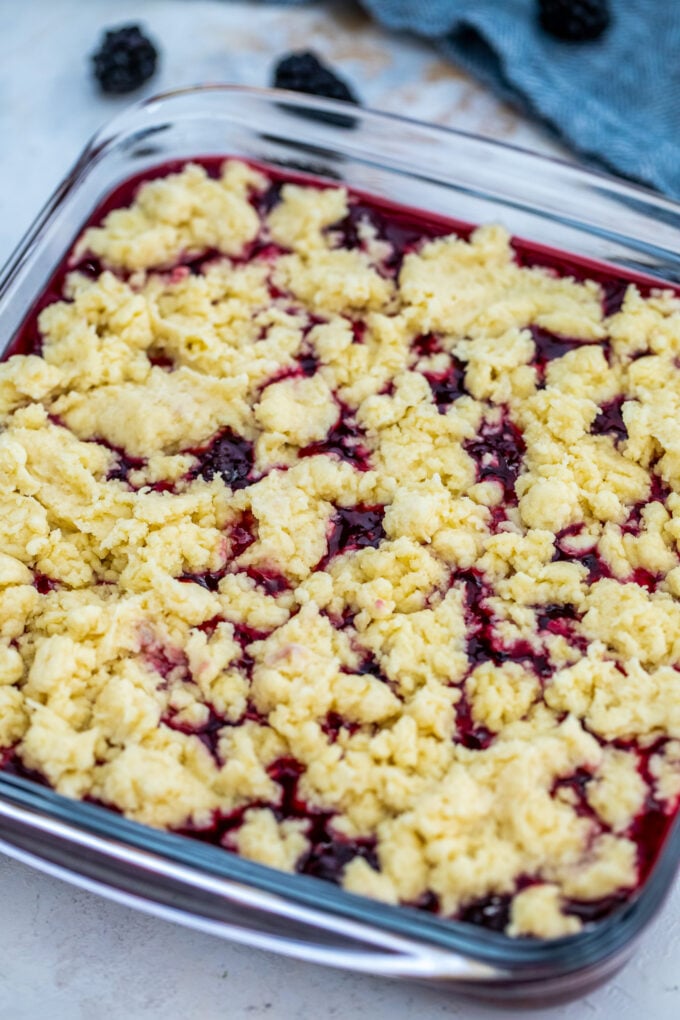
left=272, top=51, right=359, bottom=105
left=538, top=0, right=611, bottom=41
left=92, top=24, right=158, bottom=94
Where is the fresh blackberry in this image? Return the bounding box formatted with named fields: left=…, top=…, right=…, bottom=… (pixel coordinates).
left=538, top=0, right=611, bottom=41
left=272, top=51, right=359, bottom=128
left=273, top=51, right=358, bottom=104
left=92, top=25, right=158, bottom=94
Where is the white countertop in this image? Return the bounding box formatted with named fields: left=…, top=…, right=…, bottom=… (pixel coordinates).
left=0, top=2, right=677, bottom=1017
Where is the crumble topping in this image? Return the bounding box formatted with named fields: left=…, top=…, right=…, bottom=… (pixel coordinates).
left=1, top=159, right=678, bottom=940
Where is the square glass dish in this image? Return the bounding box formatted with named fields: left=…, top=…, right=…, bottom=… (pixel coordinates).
left=0, top=85, right=679, bottom=1004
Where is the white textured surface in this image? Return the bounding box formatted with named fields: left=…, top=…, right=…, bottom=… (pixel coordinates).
left=0, top=2, right=677, bottom=1017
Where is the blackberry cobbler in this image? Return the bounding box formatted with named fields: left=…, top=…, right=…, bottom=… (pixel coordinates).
left=0, top=160, right=678, bottom=940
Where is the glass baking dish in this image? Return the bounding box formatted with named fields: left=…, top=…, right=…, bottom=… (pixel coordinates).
left=0, top=84, right=678, bottom=1004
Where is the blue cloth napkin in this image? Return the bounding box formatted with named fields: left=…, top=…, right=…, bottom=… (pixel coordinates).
left=265, top=0, right=680, bottom=199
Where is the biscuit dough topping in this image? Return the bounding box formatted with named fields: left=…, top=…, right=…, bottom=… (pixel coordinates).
left=1, top=159, right=678, bottom=938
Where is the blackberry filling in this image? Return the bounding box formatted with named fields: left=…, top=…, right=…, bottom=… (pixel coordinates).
left=163, top=708, right=225, bottom=759
left=464, top=415, right=526, bottom=500
left=602, top=278, right=628, bottom=317
left=244, top=566, right=290, bottom=597
left=105, top=444, right=145, bottom=484
left=33, top=574, right=59, bottom=595
left=565, top=893, right=629, bottom=924
left=190, top=428, right=254, bottom=490
left=458, top=894, right=513, bottom=933
left=301, top=837, right=379, bottom=884
left=553, top=532, right=612, bottom=585
left=321, top=505, right=385, bottom=568
left=143, top=643, right=188, bottom=681
left=332, top=201, right=450, bottom=271
left=529, top=325, right=584, bottom=378
left=591, top=396, right=628, bottom=444
left=411, top=333, right=441, bottom=357
left=299, top=405, right=371, bottom=470
left=456, top=698, right=495, bottom=751
left=424, top=355, right=468, bottom=411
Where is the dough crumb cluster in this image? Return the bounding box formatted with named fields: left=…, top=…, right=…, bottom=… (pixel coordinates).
left=1, top=159, right=678, bottom=939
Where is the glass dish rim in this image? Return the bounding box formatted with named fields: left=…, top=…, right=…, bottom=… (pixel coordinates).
left=1, top=769, right=678, bottom=972
left=0, top=83, right=679, bottom=978
left=7, top=81, right=680, bottom=298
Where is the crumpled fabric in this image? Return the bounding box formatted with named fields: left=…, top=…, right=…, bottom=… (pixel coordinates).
left=262, top=0, right=680, bottom=198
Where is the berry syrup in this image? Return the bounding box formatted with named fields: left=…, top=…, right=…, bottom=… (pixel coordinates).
left=591, top=396, right=627, bottom=444
left=300, top=403, right=371, bottom=470
left=528, top=325, right=604, bottom=382
left=189, top=428, right=255, bottom=490
left=424, top=354, right=468, bottom=412
left=464, top=414, right=526, bottom=501
left=319, top=505, right=385, bottom=569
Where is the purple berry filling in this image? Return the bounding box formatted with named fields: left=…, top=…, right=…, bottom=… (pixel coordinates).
left=190, top=428, right=254, bottom=490
left=320, top=505, right=385, bottom=569
left=464, top=415, right=526, bottom=500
